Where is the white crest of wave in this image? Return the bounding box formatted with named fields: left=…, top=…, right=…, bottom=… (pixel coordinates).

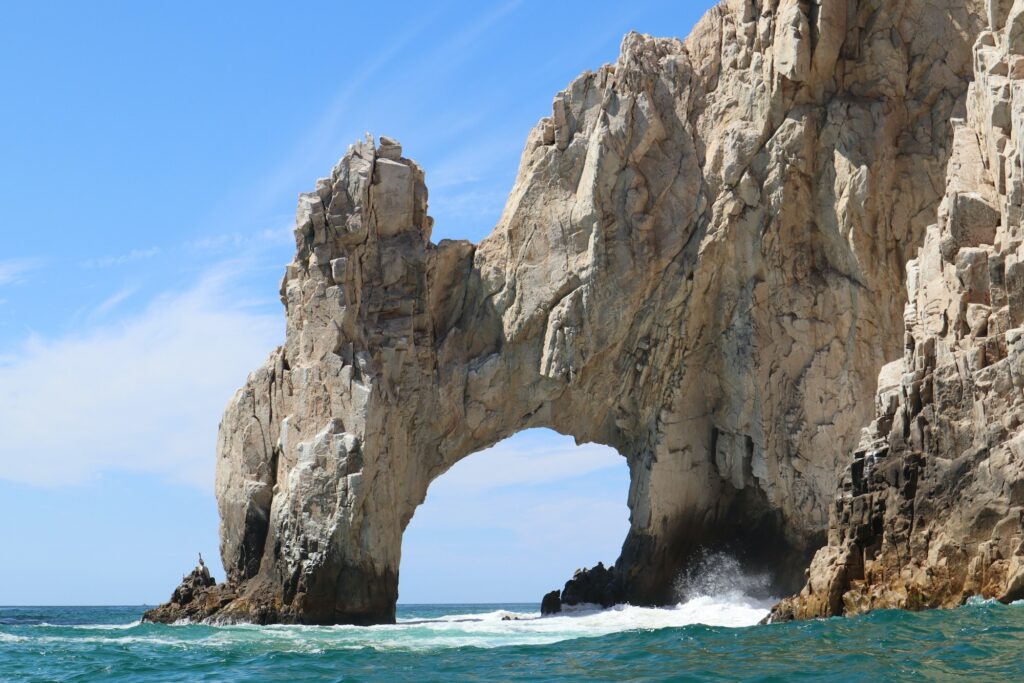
left=672, top=551, right=774, bottom=604
left=0, top=554, right=776, bottom=652
left=38, top=621, right=141, bottom=630
left=2, top=599, right=773, bottom=653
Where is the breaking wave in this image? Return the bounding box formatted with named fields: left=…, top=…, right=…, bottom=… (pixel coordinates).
left=673, top=550, right=774, bottom=603
left=0, top=568, right=771, bottom=656
left=4, top=594, right=1024, bottom=680
left=3, top=601, right=767, bottom=654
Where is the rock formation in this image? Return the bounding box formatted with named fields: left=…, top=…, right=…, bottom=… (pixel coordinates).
left=540, top=590, right=563, bottom=615
left=771, top=0, right=1024, bottom=621
left=146, top=0, right=996, bottom=625
left=557, top=562, right=625, bottom=610
left=142, top=562, right=237, bottom=624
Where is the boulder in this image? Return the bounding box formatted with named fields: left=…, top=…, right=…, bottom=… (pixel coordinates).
left=559, top=563, right=625, bottom=609
left=540, top=590, right=562, bottom=615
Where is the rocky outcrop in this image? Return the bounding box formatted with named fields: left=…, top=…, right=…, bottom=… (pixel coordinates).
left=149, top=0, right=991, bottom=625
left=540, top=590, right=563, bottom=615
left=771, top=1, right=1024, bottom=621
left=142, top=562, right=238, bottom=624
left=558, top=562, right=626, bottom=609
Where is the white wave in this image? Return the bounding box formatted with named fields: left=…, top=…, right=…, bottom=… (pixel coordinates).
left=3, top=554, right=776, bottom=652
left=249, top=593, right=772, bottom=652
left=353, top=552, right=775, bottom=649
left=0, top=595, right=771, bottom=653
left=964, top=596, right=1001, bottom=607
left=36, top=621, right=141, bottom=630
left=17, top=634, right=192, bottom=648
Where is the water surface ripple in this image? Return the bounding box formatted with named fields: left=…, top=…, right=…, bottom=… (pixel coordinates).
left=2, top=598, right=1022, bottom=681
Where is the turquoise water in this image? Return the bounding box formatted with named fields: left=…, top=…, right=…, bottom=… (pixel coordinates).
left=2, top=600, right=1023, bottom=681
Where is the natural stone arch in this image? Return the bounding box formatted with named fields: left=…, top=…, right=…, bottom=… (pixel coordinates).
left=146, top=2, right=987, bottom=625
left=210, top=111, right=810, bottom=623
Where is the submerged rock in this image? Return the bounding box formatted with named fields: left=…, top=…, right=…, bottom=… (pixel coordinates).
left=150, top=0, right=1000, bottom=625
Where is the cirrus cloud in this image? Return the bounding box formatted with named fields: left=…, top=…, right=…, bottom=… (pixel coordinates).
left=0, top=258, right=41, bottom=287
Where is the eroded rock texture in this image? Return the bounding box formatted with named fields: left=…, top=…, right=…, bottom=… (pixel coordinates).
left=772, top=0, right=1024, bottom=621
left=147, top=0, right=990, bottom=625
left=142, top=561, right=236, bottom=624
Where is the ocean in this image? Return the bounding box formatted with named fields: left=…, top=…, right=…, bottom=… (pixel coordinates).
left=2, top=594, right=1023, bottom=682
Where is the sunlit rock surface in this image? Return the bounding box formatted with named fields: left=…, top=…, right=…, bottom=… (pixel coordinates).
left=147, top=0, right=993, bottom=625
left=772, top=0, right=1024, bottom=621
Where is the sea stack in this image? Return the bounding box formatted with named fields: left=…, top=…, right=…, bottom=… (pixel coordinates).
left=145, top=0, right=1024, bottom=626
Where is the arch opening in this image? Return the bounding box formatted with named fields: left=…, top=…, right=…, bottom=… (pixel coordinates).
left=398, top=429, right=630, bottom=605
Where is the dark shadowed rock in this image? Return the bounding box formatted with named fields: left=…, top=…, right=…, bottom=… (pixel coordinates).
left=560, top=562, right=626, bottom=609
left=540, top=590, right=562, bottom=615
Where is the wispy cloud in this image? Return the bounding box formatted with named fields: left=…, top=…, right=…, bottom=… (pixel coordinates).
left=81, top=247, right=160, bottom=269
left=237, top=1, right=526, bottom=229
left=0, top=263, right=282, bottom=490
left=237, top=12, right=445, bottom=225
left=428, top=137, right=523, bottom=190
left=0, top=258, right=41, bottom=286
left=428, top=0, right=525, bottom=64
left=185, top=225, right=292, bottom=252
left=90, top=287, right=135, bottom=319
left=430, top=188, right=510, bottom=225
left=425, top=430, right=625, bottom=497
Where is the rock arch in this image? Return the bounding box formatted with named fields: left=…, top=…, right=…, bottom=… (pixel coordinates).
left=147, top=2, right=986, bottom=625
left=397, top=429, right=630, bottom=604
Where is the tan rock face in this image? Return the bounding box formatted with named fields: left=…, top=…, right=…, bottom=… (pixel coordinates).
left=772, top=1, right=1024, bottom=621
left=149, top=0, right=988, bottom=624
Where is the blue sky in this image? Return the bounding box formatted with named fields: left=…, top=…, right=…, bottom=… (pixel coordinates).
left=0, top=1, right=713, bottom=605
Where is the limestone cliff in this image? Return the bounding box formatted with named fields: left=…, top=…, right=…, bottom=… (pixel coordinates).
left=146, top=0, right=989, bottom=625
left=771, top=0, right=1024, bottom=621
